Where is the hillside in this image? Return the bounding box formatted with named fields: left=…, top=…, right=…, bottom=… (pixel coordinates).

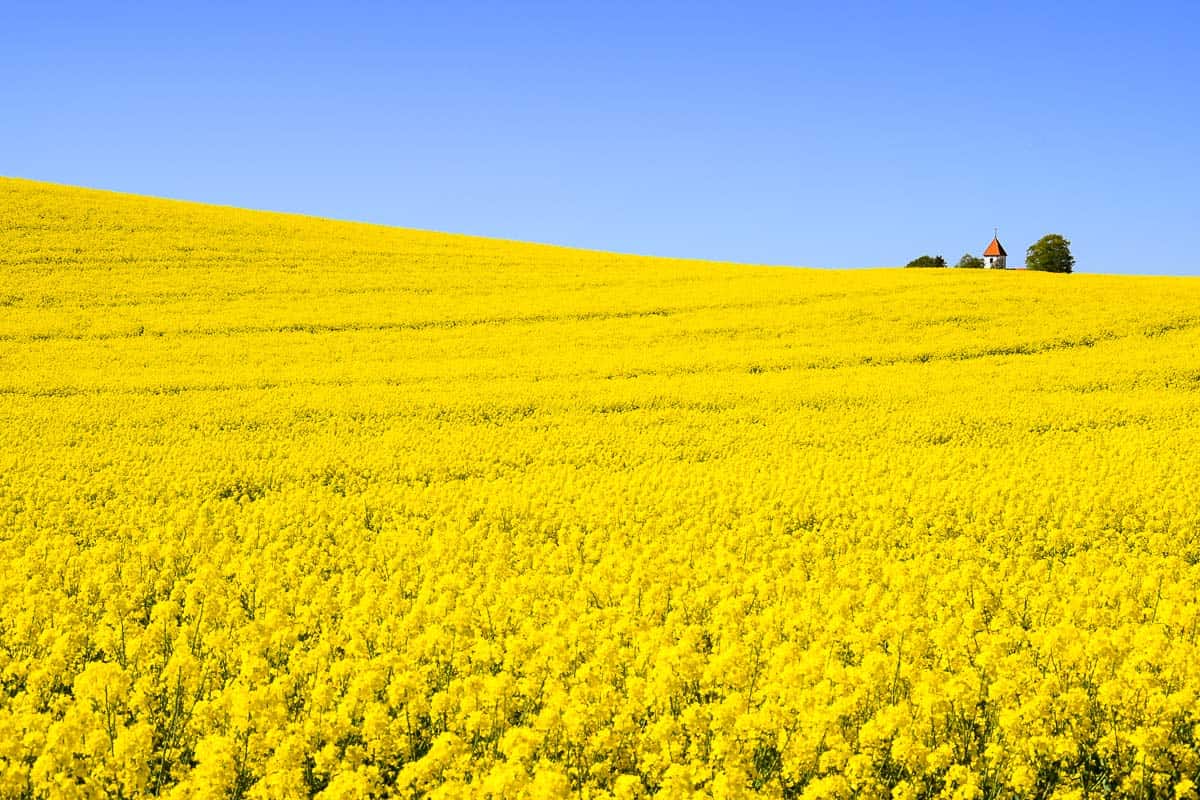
left=3, top=178, right=1200, bottom=798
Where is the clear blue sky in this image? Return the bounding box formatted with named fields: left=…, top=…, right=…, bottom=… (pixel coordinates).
left=4, top=1, right=1198, bottom=273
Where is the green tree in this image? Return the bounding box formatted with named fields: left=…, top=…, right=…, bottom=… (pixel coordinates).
left=1025, top=234, right=1074, bottom=273
left=906, top=255, right=946, bottom=269
left=955, top=253, right=985, bottom=269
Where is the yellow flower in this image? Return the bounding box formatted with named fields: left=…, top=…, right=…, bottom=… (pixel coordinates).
left=5, top=176, right=1200, bottom=798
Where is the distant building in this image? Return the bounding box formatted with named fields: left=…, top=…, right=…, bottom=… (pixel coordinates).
left=983, top=232, right=1007, bottom=269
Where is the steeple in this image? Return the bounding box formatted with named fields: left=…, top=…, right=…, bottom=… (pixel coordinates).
left=983, top=230, right=1007, bottom=269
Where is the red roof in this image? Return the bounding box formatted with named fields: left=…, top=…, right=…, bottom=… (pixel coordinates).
left=983, top=237, right=1007, bottom=257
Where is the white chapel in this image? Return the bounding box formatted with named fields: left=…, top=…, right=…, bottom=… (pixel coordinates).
left=983, top=231, right=1007, bottom=269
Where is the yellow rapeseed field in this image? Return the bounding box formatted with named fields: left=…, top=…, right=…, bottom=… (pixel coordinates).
left=3, top=177, right=1200, bottom=800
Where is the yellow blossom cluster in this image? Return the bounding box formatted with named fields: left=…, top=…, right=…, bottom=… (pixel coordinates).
left=3, top=177, right=1200, bottom=799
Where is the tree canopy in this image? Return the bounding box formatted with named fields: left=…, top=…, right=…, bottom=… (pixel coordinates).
left=906, top=255, right=946, bottom=269
left=956, top=253, right=985, bottom=269
left=1026, top=234, right=1074, bottom=273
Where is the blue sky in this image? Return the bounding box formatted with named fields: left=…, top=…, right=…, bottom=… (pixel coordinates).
left=3, top=1, right=1198, bottom=273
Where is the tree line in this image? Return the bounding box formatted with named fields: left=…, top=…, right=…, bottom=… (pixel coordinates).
left=906, top=234, right=1074, bottom=272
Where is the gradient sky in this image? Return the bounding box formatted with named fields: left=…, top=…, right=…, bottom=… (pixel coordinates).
left=3, top=1, right=1198, bottom=273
